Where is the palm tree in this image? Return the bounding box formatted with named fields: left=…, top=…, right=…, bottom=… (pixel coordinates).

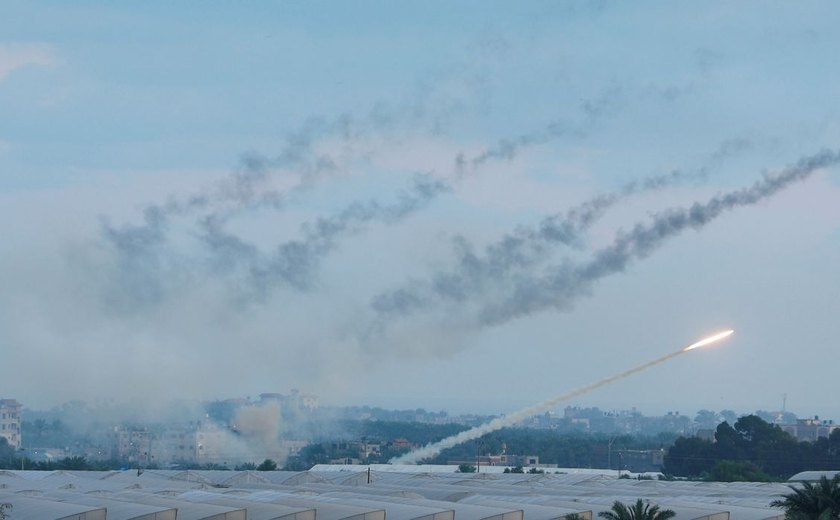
left=771, top=474, right=840, bottom=520
left=598, top=499, right=676, bottom=520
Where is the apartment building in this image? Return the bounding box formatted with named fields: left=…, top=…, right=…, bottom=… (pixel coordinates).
left=0, top=398, right=22, bottom=448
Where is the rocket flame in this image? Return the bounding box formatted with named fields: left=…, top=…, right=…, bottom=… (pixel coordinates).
left=683, top=329, right=734, bottom=351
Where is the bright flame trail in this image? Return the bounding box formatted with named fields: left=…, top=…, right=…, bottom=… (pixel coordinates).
left=390, top=329, right=734, bottom=465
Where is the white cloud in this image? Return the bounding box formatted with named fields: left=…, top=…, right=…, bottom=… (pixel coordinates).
left=0, top=42, right=56, bottom=81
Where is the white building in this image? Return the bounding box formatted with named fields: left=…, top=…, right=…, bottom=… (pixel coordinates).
left=781, top=416, right=839, bottom=442
left=0, top=398, right=22, bottom=449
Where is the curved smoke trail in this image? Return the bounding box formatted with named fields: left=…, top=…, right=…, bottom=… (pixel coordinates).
left=478, top=148, right=840, bottom=325
left=368, top=139, right=754, bottom=324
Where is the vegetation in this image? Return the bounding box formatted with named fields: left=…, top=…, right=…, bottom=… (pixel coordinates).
left=281, top=424, right=675, bottom=470
left=0, top=503, right=10, bottom=520
left=771, top=474, right=840, bottom=520
left=709, top=460, right=773, bottom=482
left=21, top=418, right=72, bottom=448
left=598, top=499, right=676, bottom=520
left=431, top=428, right=675, bottom=467
left=0, top=437, right=16, bottom=467
left=665, top=415, right=840, bottom=480
left=457, top=463, right=476, bottom=473
left=257, top=458, right=278, bottom=471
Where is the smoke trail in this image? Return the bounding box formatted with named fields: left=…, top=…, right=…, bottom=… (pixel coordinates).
left=198, top=173, right=451, bottom=296
left=370, top=139, right=753, bottom=322
left=98, top=78, right=470, bottom=268
left=391, top=331, right=733, bottom=464
left=101, top=76, right=702, bottom=307
left=104, top=104, right=633, bottom=307
left=456, top=85, right=623, bottom=174
left=478, top=148, right=840, bottom=325
left=457, top=81, right=703, bottom=175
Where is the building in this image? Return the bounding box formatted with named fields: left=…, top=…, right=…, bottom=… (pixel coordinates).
left=110, top=426, right=152, bottom=465
left=0, top=398, right=22, bottom=449
left=150, top=427, right=200, bottom=465
left=781, top=416, right=839, bottom=442
left=259, top=389, right=320, bottom=413
left=616, top=449, right=665, bottom=473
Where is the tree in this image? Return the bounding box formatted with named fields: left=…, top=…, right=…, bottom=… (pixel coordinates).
left=720, top=410, right=739, bottom=424
left=458, top=464, right=476, bottom=473
left=666, top=415, right=815, bottom=480
left=0, top=438, right=16, bottom=469
left=0, top=503, right=10, bottom=520
left=694, top=410, right=720, bottom=429
left=57, top=456, right=91, bottom=471
left=709, top=460, right=772, bottom=482
left=663, top=436, right=714, bottom=476
left=771, top=474, right=840, bottom=520
left=257, top=459, right=278, bottom=471
left=598, top=499, right=676, bottom=520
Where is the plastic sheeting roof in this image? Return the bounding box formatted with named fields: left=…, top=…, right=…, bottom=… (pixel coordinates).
left=0, top=468, right=796, bottom=520
left=0, top=492, right=107, bottom=520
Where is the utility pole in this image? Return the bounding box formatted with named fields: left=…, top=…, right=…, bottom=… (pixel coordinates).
left=618, top=451, right=623, bottom=478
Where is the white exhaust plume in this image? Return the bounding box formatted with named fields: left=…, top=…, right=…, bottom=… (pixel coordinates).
left=390, top=329, right=734, bottom=465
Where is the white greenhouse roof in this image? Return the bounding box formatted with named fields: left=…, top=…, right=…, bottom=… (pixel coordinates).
left=0, top=467, right=800, bottom=520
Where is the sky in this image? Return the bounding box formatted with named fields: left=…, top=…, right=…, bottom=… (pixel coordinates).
left=1, top=1, right=839, bottom=419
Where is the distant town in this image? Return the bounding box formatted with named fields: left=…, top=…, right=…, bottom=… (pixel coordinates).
left=2, top=392, right=837, bottom=479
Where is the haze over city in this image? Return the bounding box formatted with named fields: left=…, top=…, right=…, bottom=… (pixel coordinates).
left=1, top=1, right=838, bottom=421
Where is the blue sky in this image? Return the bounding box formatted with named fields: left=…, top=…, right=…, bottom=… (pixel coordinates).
left=1, top=1, right=839, bottom=419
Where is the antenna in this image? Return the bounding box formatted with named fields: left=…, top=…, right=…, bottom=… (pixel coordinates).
left=775, top=393, right=788, bottom=424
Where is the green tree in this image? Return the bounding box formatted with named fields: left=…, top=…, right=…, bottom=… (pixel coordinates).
left=771, top=474, right=840, bottom=520
left=709, top=460, right=772, bottom=482
left=694, top=410, right=720, bottom=429
left=0, top=438, right=15, bottom=469
left=663, top=436, right=714, bottom=476
left=257, top=459, right=278, bottom=471
left=720, top=410, right=739, bottom=424
left=56, top=456, right=91, bottom=471
left=458, top=463, right=476, bottom=473
left=598, top=499, right=676, bottom=520
left=0, top=503, right=11, bottom=520
left=666, top=415, right=818, bottom=480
